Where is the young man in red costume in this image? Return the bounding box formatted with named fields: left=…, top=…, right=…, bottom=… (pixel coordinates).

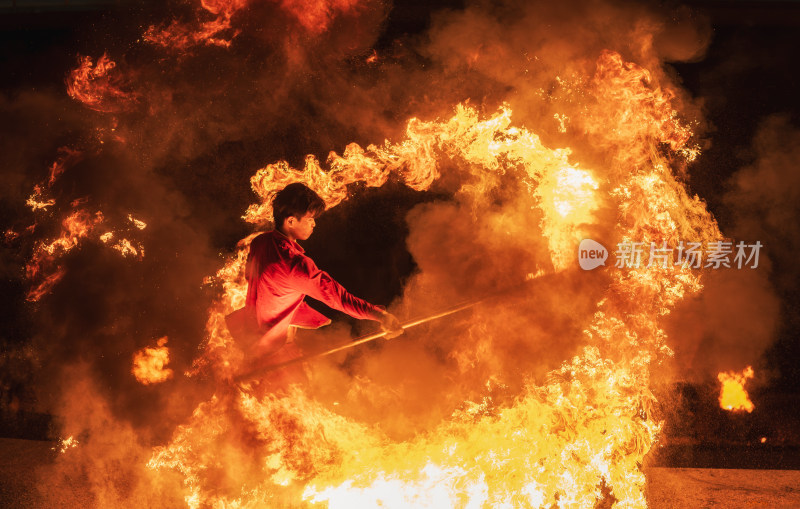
left=238, top=182, right=402, bottom=384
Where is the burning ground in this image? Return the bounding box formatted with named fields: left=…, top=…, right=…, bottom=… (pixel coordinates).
left=1, top=0, right=798, bottom=507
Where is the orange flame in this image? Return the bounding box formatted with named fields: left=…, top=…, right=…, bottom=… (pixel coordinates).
left=48, top=147, right=83, bottom=186
left=585, top=51, right=699, bottom=165
left=25, top=148, right=85, bottom=213
left=144, top=0, right=248, bottom=50
left=40, top=210, right=102, bottom=255
left=128, top=214, right=147, bottom=230
left=26, top=271, right=67, bottom=303
left=133, top=337, right=175, bottom=385
left=26, top=186, right=55, bottom=211
left=717, top=366, right=755, bottom=413
left=26, top=209, right=104, bottom=301
left=201, top=0, right=248, bottom=16
left=4, top=229, right=20, bottom=242
left=26, top=209, right=147, bottom=300
left=145, top=0, right=364, bottom=50
left=277, top=0, right=361, bottom=34
left=189, top=101, right=601, bottom=379
left=112, top=238, right=145, bottom=258
left=66, top=53, right=136, bottom=113
left=27, top=209, right=103, bottom=270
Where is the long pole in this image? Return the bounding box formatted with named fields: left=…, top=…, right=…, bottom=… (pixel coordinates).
left=233, top=273, right=550, bottom=383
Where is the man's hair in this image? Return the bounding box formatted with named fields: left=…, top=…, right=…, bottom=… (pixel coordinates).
left=272, top=183, right=326, bottom=229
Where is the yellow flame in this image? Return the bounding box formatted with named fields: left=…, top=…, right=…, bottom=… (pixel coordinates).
left=26, top=191, right=55, bottom=211
left=132, top=337, right=174, bottom=385
left=554, top=113, right=568, bottom=133
left=717, top=366, right=755, bottom=413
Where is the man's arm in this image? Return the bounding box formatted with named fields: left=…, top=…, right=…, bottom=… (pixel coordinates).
left=244, top=234, right=267, bottom=307
left=289, top=255, right=403, bottom=337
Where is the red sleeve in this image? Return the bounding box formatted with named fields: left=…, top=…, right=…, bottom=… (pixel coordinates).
left=244, top=235, right=266, bottom=307
left=288, top=254, right=381, bottom=321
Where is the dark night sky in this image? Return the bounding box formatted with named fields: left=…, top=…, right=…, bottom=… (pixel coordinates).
left=1, top=0, right=799, bottom=435
left=670, top=6, right=800, bottom=394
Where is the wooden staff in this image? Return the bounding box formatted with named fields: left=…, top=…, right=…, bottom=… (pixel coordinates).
left=234, top=273, right=551, bottom=383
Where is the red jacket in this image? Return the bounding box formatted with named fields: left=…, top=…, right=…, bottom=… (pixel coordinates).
left=244, top=230, right=380, bottom=354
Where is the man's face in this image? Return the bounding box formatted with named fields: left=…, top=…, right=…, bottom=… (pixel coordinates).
left=285, top=212, right=316, bottom=241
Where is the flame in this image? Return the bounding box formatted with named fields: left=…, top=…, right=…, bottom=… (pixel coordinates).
left=554, top=113, right=568, bottom=133
left=201, top=0, right=248, bottom=15
left=277, top=0, right=361, bottom=34
left=151, top=51, right=723, bottom=507
left=26, top=186, right=55, bottom=211
left=48, top=147, right=83, bottom=186
left=133, top=337, right=175, bottom=385
left=26, top=210, right=104, bottom=301
left=25, top=209, right=147, bottom=300
left=304, top=347, right=663, bottom=508
left=25, top=148, right=85, bottom=212
left=27, top=210, right=102, bottom=271
left=128, top=214, right=148, bottom=230
left=145, top=0, right=364, bottom=50
left=53, top=435, right=79, bottom=454
left=584, top=51, right=699, bottom=165
left=26, top=271, right=67, bottom=304
left=717, top=366, right=755, bottom=413
left=144, top=0, right=248, bottom=50
left=112, top=238, right=145, bottom=258
left=36, top=210, right=101, bottom=255
left=66, top=53, right=136, bottom=113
